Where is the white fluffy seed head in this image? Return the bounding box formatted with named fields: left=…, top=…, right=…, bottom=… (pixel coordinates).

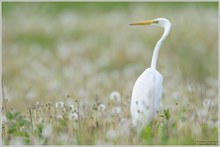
left=112, top=107, right=122, bottom=114
left=68, top=112, right=78, bottom=121
left=55, top=101, right=65, bottom=109
left=42, top=124, right=53, bottom=138
left=119, top=118, right=131, bottom=135
left=36, top=101, right=40, bottom=105
left=109, top=91, right=121, bottom=102
left=56, top=115, right=63, bottom=120
left=2, top=115, right=7, bottom=124
left=106, top=129, right=118, bottom=141
left=69, top=104, right=77, bottom=111
left=98, top=104, right=106, bottom=112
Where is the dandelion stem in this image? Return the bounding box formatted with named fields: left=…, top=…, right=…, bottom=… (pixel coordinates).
left=29, top=107, right=34, bottom=131
left=2, top=79, right=8, bottom=113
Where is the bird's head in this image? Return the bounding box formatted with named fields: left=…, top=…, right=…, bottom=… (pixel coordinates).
left=130, top=18, right=171, bottom=29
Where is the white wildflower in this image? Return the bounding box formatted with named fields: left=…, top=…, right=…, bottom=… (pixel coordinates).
left=119, top=118, right=131, bottom=135
left=42, top=124, right=53, bottom=138
left=55, top=101, right=65, bottom=109
left=106, top=129, right=118, bottom=141
left=110, top=91, right=121, bottom=102
left=2, top=115, right=7, bottom=124
left=69, top=104, right=77, bottom=111
left=56, top=115, right=63, bottom=120
left=68, top=112, right=78, bottom=121
left=36, top=101, right=40, bottom=106
left=98, top=104, right=106, bottom=112
left=112, top=107, right=122, bottom=114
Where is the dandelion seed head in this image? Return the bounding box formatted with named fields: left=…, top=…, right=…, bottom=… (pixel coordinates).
left=42, top=124, right=53, bottom=138
left=97, top=103, right=106, bottom=112
left=2, top=115, right=7, bottom=124
left=112, top=107, right=122, bottom=114
left=109, top=91, right=121, bottom=102
left=36, top=102, right=40, bottom=106
left=106, top=129, right=118, bottom=141
left=55, top=101, right=65, bottom=109
left=69, top=104, right=77, bottom=111
left=68, top=112, right=78, bottom=121
left=119, top=118, right=131, bottom=135
left=56, top=115, right=63, bottom=120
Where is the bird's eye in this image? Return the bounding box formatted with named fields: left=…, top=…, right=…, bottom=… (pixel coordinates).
left=153, top=20, right=159, bottom=24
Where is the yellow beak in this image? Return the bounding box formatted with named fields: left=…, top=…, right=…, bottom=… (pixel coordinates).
left=129, top=20, right=154, bottom=25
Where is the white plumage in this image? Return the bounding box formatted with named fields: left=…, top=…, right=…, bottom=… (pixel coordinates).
left=130, top=18, right=171, bottom=129
left=131, top=68, right=163, bottom=127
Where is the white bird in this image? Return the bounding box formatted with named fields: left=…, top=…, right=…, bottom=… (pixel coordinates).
left=130, top=18, right=171, bottom=129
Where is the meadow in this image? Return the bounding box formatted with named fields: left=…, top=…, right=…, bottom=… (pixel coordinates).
left=2, top=2, right=218, bottom=145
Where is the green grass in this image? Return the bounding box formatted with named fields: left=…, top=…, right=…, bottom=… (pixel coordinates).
left=2, top=2, right=218, bottom=145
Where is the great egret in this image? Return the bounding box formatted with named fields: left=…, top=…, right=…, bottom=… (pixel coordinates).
left=130, top=18, right=171, bottom=129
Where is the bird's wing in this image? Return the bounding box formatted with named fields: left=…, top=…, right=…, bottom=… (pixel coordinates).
left=131, top=68, right=163, bottom=125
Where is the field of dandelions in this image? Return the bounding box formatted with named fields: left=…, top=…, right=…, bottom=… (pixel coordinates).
left=2, top=2, right=218, bottom=145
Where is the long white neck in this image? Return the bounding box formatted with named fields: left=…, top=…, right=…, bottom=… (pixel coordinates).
left=151, top=24, right=171, bottom=69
